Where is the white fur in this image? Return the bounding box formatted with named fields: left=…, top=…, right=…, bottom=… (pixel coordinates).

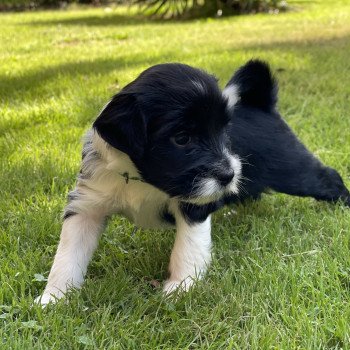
left=226, top=151, right=242, bottom=194
left=36, top=131, right=240, bottom=305
left=35, top=213, right=104, bottom=305
left=198, top=178, right=221, bottom=197
left=185, top=149, right=242, bottom=205
left=222, top=84, right=240, bottom=109
left=67, top=131, right=172, bottom=229
left=189, top=177, right=223, bottom=205
left=163, top=214, right=211, bottom=294
left=37, top=131, right=175, bottom=305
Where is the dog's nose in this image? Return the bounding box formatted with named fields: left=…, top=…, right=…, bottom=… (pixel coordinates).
left=216, top=170, right=235, bottom=186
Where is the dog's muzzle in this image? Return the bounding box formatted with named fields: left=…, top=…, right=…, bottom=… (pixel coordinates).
left=185, top=154, right=241, bottom=204
left=214, top=169, right=235, bottom=187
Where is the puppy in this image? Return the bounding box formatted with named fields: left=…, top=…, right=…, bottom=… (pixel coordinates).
left=36, top=63, right=242, bottom=305
left=222, top=60, right=350, bottom=207
left=36, top=61, right=349, bottom=306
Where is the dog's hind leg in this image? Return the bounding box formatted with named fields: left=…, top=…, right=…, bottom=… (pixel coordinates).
left=264, top=156, right=350, bottom=207
left=237, top=118, right=350, bottom=206
left=251, top=115, right=350, bottom=206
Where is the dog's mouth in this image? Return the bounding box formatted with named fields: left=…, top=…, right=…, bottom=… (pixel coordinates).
left=180, top=154, right=242, bottom=205
left=181, top=173, right=241, bottom=205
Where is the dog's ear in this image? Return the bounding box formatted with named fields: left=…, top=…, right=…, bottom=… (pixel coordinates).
left=224, top=60, right=278, bottom=112
left=93, top=93, right=147, bottom=159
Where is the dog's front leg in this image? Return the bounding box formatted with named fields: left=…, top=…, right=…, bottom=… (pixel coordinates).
left=35, top=210, right=105, bottom=306
left=163, top=215, right=212, bottom=295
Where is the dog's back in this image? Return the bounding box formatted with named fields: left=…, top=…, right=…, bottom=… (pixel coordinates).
left=224, top=60, right=350, bottom=206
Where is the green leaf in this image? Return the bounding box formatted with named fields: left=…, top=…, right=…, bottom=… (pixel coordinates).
left=77, top=335, right=94, bottom=346
left=21, top=320, right=43, bottom=331
left=33, top=273, right=48, bottom=282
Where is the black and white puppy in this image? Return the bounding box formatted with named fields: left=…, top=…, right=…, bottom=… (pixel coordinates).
left=36, top=61, right=349, bottom=306
left=222, top=60, right=350, bottom=207
left=36, top=63, right=242, bottom=305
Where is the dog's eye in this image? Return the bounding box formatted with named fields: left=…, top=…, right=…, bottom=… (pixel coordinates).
left=172, top=132, right=191, bottom=146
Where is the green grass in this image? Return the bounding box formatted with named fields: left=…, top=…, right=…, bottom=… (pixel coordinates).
left=1, top=1, right=350, bottom=348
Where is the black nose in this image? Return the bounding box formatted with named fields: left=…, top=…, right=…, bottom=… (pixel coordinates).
left=216, top=170, right=235, bottom=186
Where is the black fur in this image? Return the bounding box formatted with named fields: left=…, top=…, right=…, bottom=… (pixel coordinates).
left=63, top=210, right=77, bottom=220
left=225, top=60, right=350, bottom=207
left=180, top=201, right=224, bottom=224
left=228, top=60, right=278, bottom=112
left=94, top=63, right=234, bottom=200
left=161, top=208, right=176, bottom=226
left=94, top=61, right=349, bottom=227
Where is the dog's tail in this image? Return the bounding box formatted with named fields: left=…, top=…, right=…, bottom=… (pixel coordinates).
left=224, top=60, right=278, bottom=112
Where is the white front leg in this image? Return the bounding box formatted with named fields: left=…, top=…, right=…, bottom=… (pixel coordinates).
left=35, top=213, right=105, bottom=306
left=163, top=215, right=212, bottom=295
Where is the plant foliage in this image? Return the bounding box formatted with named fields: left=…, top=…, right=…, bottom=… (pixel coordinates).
left=1, top=0, right=287, bottom=15
left=133, top=0, right=288, bottom=18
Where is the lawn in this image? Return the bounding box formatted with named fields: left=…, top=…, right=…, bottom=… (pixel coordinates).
left=1, top=0, right=350, bottom=348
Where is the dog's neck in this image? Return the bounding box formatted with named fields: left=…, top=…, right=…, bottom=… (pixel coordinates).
left=90, top=130, right=143, bottom=181
left=117, top=171, right=144, bottom=184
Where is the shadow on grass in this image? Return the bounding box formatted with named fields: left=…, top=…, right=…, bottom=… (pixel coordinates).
left=1, top=33, right=349, bottom=105
left=1, top=33, right=350, bottom=152
left=0, top=51, right=172, bottom=136
left=0, top=51, right=167, bottom=99
left=1, top=33, right=350, bottom=139
left=215, top=34, right=350, bottom=73
left=21, top=1, right=318, bottom=29
left=2, top=34, right=350, bottom=91
left=20, top=0, right=324, bottom=29
left=23, top=12, right=188, bottom=27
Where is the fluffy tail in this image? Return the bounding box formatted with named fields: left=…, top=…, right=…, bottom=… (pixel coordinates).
left=224, top=60, right=278, bottom=112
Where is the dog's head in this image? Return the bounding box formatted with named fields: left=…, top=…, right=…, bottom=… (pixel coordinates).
left=94, top=63, right=241, bottom=203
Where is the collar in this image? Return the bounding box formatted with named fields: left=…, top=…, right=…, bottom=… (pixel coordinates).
left=118, top=172, right=144, bottom=184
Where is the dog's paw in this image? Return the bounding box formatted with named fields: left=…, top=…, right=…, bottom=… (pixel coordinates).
left=163, top=278, right=193, bottom=296
left=34, top=293, right=60, bottom=307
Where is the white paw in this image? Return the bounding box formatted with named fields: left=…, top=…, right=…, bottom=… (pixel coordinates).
left=34, top=292, right=61, bottom=307
left=163, top=277, right=194, bottom=296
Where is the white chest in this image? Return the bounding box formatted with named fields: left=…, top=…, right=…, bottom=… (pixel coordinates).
left=114, top=179, right=174, bottom=229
